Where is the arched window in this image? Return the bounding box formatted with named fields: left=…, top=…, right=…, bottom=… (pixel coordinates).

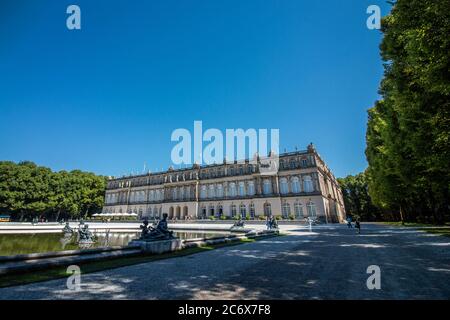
left=240, top=204, right=246, bottom=218
left=229, top=183, right=237, bottom=197
left=231, top=204, right=237, bottom=217
left=294, top=201, right=304, bottom=218
left=201, top=205, right=207, bottom=218
left=263, top=179, right=272, bottom=195
left=280, top=178, right=288, bottom=194
left=208, top=185, right=215, bottom=198
left=249, top=203, right=255, bottom=218
left=291, top=177, right=300, bottom=193
left=282, top=202, right=291, bottom=218
left=264, top=203, right=272, bottom=216
left=216, top=184, right=224, bottom=198
left=200, top=185, right=207, bottom=199
left=149, top=190, right=154, bottom=201
left=301, top=158, right=308, bottom=167
left=172, top=188, right=178, bottom=200
left=179, top=187, right=185, bottom=200
left=247, top=181, right=255, bottom=196
left=306, top=201, right=317, bottom=218
left=290, top=159, right=296, bottom=169
left=217, top=204, right=223, bottom=217
left=303, top=176, right=314, bottom=192
left=239, top=182, right=246, bottom=197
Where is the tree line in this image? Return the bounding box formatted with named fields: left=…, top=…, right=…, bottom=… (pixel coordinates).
left=0, top=161, right=106, bottom=221
left=344, top=0, right=449, bottom=224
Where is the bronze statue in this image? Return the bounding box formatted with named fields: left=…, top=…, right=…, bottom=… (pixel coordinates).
left=62, top=222, right=74, bottom=234
left=78, top=223, right=95, bottom=243
left=139, top=213, right=175, bottom=241
left=271, top=216, right=279, bottom=229
left=232, top=218, right=245, bottom=228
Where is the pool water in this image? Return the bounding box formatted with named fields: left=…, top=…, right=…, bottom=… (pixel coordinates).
left=0, top=231, right=228, bottom=256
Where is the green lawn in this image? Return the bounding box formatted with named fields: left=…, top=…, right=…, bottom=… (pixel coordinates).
left=383, top=221, right=450, bottom=237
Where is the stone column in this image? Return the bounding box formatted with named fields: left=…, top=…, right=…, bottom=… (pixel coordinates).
left=223, top=181, right=228, bottom=198
left=272, top=176, right=279, bottom=195
left=194, top=183, right=199, bottom=201
left=255, top=177, right=262, bottom=195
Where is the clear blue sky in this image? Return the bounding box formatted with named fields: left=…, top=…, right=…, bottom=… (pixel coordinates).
left=0, top=0, right=390, bottom=178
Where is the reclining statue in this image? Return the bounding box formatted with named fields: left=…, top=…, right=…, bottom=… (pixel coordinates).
left=232, top=218, right=245, bottom=228
left=139, top=213, right=175, bottom=241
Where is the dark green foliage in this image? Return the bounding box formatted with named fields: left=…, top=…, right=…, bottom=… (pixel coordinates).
left=365, top=0, right=450, bottom=224
left=338, top=172, right=376, bottom=221
left=0, top=161, right=106, bottom=221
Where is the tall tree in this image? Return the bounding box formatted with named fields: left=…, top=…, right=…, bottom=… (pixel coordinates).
left=366, top=0, right=450, bottom=223
left=0, top=161, right=106, bottom=221
left=338, top=172, right=382, bottom=221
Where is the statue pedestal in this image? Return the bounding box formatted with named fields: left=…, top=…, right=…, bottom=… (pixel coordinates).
left=130, top=239, right=182, bottom=254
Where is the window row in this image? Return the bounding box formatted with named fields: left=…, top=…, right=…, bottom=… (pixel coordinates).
left=279, top=175, right=314, bottom=194
left=199, top=181, right=257, bottom=199
left=281, top=201, right=317, bottom=218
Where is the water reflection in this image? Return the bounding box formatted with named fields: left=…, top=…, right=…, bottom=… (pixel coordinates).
left=0, top=230, right=230, bottom=256
left=59, top=233, right=73, bottom=250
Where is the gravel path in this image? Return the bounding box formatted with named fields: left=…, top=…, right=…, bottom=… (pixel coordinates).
left=0, top=223, right=449, bottom=299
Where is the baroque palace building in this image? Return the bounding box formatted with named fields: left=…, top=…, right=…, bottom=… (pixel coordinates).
left=102, top=144, right=346, bottom=223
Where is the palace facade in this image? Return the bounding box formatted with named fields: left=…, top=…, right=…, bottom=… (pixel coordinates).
left=102, top=144, right=346, bottom=223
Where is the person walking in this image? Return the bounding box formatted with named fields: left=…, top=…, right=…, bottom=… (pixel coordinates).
left=346, top=216, right=353, bottom=228
left=355, top=218, right=361, bottom=234
left=266, top=216, right=271, bottom=230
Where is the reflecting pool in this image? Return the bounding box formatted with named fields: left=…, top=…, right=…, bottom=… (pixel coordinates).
left=0, top=230, right=229, bottom=256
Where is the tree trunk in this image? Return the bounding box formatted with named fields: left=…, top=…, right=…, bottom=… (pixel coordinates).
left=55, top=209, right=61, bottom=222
left=399, top=205, right=405, bottom=225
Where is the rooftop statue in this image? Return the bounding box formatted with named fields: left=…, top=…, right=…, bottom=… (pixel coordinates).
left=139, top=213, right=175, bottom=241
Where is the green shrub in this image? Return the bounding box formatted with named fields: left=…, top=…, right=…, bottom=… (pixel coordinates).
left=275, top=215, right=282, bottom=220
left=209, top=216, right=215, bottom=220
left=289, top=214, right=295, bottom=220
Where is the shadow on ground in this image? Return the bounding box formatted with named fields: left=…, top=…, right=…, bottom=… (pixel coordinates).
left=1, top=224, right=449, bottom=300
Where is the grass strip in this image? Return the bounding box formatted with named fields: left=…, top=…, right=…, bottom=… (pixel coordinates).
left=382, top=222, right=450, bottom=237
